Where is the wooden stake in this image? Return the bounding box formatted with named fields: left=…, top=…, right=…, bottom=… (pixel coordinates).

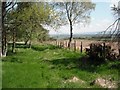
left=80, top=41, right=82, bottom=53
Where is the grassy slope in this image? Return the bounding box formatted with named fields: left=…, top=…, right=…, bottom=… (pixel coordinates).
left=2, top=44, right=120, bottom=88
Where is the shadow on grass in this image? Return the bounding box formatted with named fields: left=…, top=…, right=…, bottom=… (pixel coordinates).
left=49, top=56, right=101, bottom=72
left=6, top=48, right=25, bottom=56
left=108, top=62, right=120, bottom=70
left=2, top=48, right=23, bottom=63
left=2, top=54, right=23, bottom=63
left=6, top=50, right=16, bottom=56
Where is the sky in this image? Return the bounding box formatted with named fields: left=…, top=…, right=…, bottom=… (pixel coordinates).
left=45, top=0, right=119, bottom=35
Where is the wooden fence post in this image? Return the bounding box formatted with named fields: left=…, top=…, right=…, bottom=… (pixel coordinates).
left=60, top=42, right=61, bottom=48
left=56, top=40, right=57, bottom=46
left=80, top=42, right=82, bottom=53
left=63, top=41, right=65, bottom=48
left=60, top=42, right=62, bottom=48
left=103, top=42, right=106, bottom=60
left=90, top=44, right=92, bottom=53
left=66, top=41, right=67, bottom=48
left=74, top=40, right=76, bottom=51
left=59, top=41, right=60, bottom=47
left=58, top=42, right=59, bottom=47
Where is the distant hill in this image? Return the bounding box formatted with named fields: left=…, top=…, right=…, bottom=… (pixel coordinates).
left=49, top=33, right=97, bottom=39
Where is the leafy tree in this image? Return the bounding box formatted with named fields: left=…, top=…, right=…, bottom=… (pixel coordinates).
left=1, top=1, right=17, bottom=56
left=51, top=1, right=95, bottom=47
left=16, top=2, right=52, bottom=47
left=6, top=2, right=53, bottom=51
left=37, top=26, right=49, bottom=42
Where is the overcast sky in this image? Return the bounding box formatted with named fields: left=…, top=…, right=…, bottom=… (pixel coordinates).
left=45, top=0, right=119, bottom=35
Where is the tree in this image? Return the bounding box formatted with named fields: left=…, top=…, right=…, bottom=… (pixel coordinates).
left=51, top=1, right=95, bottom=47
left=1, top=1, right=17, bottom=56
left=16, top=2, right=52, bottom=47
left=37, top=26, right=49, bottom=42
left=5, top=2, right=53, bottom=50
left=97, top=1, right=120, bottom=56
left=111, top=1, right=120, bottom=55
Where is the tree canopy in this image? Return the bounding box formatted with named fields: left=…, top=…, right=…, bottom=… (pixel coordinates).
left=2, top=2, right=55, bottom=54
left=51, top=1, right=95, bottom=47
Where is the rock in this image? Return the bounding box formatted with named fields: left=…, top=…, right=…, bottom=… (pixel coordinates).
left=90, top=77, right=118, bottom=88
left=68, top=76, right=79, bottom=82
left=63, top=76, right=85, bottom=84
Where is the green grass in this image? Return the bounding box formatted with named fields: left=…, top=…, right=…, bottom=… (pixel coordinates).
left=2, top=44, right=120, bottom=88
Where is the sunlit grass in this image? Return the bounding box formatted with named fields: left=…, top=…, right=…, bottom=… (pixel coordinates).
left=2, top=44, right=119, bottom=88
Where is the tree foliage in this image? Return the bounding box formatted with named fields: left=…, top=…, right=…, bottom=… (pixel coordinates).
left=51, top=1, right=95, bottom=47
left=4, top=2, right=54, bottom=53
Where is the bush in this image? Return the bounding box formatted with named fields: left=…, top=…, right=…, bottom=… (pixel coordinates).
left=86, top=43, right=119, bottom=65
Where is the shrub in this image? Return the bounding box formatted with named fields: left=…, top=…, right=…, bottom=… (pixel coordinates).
left=86, top=43, right=119, bottom=65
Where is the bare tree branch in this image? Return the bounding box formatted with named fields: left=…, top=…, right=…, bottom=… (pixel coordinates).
left=3, top=1, right=17, bottom=19
left=5, top=2, right=13, bottom=8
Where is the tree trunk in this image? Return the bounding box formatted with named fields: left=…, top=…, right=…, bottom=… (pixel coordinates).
left=25, top=39, right=29, bottom=45
left=12, top=29, right=16, bottom=53
left=118, top=18, right=120, bottom=55
left=118, top=49, right=120, bottom=56
left=29, top=32, right=32, bottom=48
left=2, top=22, right=7, bottom=56
left=118, top=35, right=120, bottom=56
left=29, top=40, right=31, bottom=48
left=68, top=20, right=73, bottom=48
left=2, top=2, right=7, bottom=57
left=2, top=2, right=4, bottom=56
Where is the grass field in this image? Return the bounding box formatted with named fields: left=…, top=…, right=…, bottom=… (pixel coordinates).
left=2, top=44, right=120, bottom=88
